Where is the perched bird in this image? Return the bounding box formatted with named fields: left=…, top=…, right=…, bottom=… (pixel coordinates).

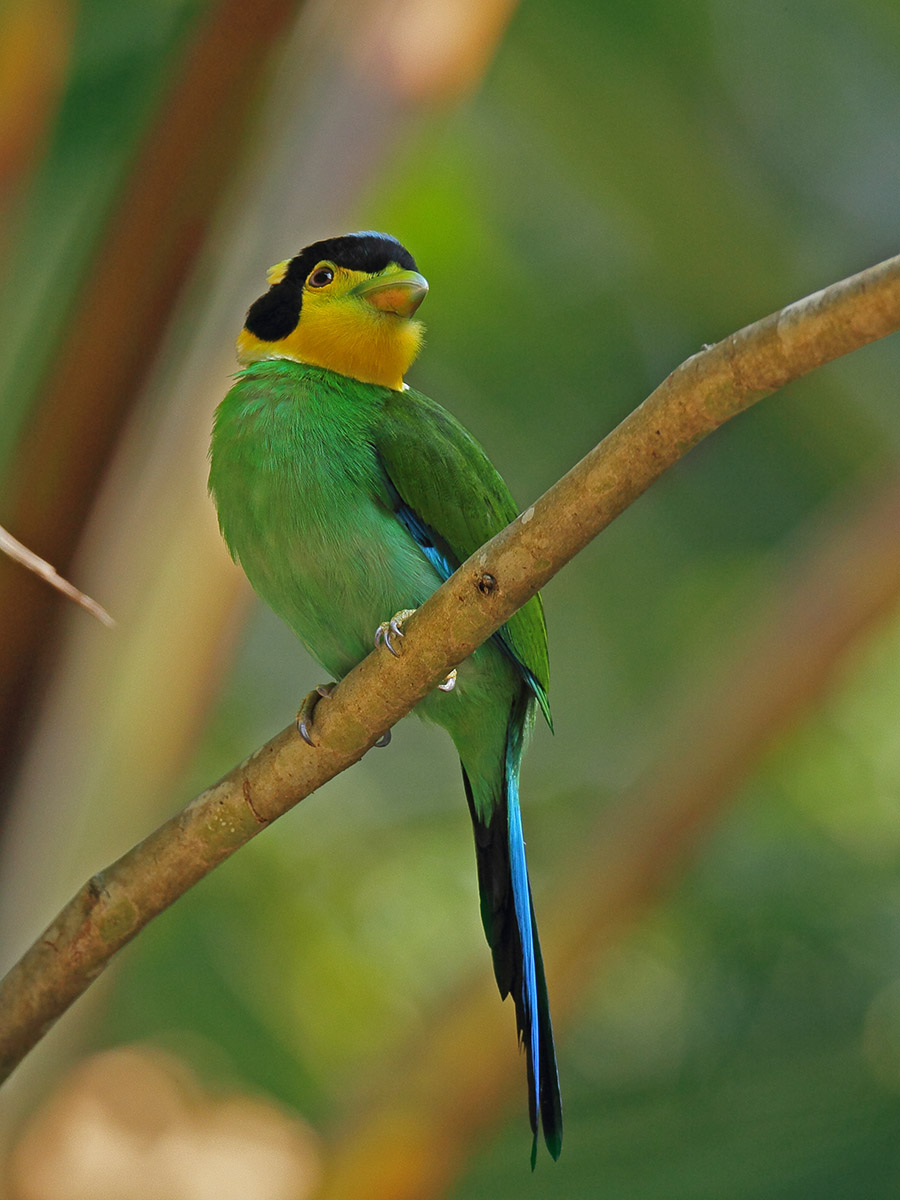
left=208, top=231, right=562, bottom=1162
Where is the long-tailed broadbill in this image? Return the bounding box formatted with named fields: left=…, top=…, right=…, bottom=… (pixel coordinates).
left=208, top=231, right=562, bottom=1162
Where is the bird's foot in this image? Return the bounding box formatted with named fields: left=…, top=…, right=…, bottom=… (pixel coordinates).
left=296, top=682, right=335, bottom=746
left=438, top=668, right=457, bottom=692
left=297, top=682, right=391, bottom=749
left=373, top=608, right=416, bottom=657
left=373, top=608, right=456, bottom=695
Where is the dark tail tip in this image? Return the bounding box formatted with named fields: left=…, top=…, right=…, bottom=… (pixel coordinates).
left=544, top=1124, right=563, bottom=1161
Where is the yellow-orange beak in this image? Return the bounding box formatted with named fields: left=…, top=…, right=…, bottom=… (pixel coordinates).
left=353, top=268, right=429, bottom=318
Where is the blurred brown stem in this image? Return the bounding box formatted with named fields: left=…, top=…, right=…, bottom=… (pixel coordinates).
left=0, top=0, right=304, bottom=812
left=1, top=251, right=899, bottom=1085
left=0, top=0, right=72, bottom=224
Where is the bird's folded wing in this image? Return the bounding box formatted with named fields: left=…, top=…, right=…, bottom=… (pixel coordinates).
left=372, top=387, right=551, bottom=725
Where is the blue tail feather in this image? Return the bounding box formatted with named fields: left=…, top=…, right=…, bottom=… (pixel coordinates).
left=506, top=722, right=541, bottom=1119
left=462, top=695, right=562, bottom=1163
left=506, top=702, right=563, bottom=1164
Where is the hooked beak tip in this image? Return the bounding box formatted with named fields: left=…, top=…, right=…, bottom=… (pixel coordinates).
left=355, top=270, right=429, bottom=318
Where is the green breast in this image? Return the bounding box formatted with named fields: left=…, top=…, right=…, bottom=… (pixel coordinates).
left=209, top=360, right=444, bottom=678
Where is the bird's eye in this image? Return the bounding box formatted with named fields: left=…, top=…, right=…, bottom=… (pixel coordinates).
left=307, top=265, right=335, bottom=289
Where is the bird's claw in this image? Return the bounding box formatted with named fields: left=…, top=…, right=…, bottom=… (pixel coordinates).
left=374, top=729, right=392, bottom=748
left=374, top=608, right=416, bottom=657
left=438, top=668, right=457, bottom=692
left=296, top=682, right=335, bottom=746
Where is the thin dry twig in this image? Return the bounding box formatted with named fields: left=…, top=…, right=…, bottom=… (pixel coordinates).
left=1, top=251, right=899, bottom=1082
left=0, top=525, right=113, bottom=627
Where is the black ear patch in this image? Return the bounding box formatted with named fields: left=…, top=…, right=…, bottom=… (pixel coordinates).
left=243, top=231, right=418, bottom=344
left=244, top=281, right=303, bottom=342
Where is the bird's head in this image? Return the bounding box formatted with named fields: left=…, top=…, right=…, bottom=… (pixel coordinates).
left=236, top=231, right=427, bottom=390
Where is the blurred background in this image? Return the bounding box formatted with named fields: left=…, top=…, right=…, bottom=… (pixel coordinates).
left=1, top=0, right=900, bottom=1196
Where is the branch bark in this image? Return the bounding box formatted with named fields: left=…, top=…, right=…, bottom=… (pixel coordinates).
left=1, top=251, right=899, bottom=1082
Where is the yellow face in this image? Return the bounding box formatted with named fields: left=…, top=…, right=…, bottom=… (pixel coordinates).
left=237, top=257, right=428, bottom=391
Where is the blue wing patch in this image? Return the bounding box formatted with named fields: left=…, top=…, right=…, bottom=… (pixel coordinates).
left=395, top=502, right=455, bottom=581
left=391, top=496, right=548, bottom=719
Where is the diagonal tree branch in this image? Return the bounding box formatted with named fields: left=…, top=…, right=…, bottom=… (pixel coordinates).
left=1, top=251, right=899, bottom=1083
left=313, top=468, right=900, bottom=1199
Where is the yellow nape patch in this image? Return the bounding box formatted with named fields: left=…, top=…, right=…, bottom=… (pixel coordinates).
left=266, top=260, right=290, bottom=286
left=238, top=265, right=424, bottom=390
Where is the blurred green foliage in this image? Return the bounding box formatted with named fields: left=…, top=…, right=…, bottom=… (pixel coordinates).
left=5, top=0, right=900, bottom=1195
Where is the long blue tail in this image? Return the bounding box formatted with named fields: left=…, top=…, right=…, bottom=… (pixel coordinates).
left=461, top=692, right=562, bottom=1164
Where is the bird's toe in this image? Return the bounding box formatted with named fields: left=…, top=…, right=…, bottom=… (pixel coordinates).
left=437, top=668, right=458, bottom=692
left=296, top=681, right=336, bottom=745
left=374, top=608, right=417, bottom=656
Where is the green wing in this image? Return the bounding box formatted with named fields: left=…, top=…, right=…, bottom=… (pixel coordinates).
left=372, top=385, right=551, bottom=725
